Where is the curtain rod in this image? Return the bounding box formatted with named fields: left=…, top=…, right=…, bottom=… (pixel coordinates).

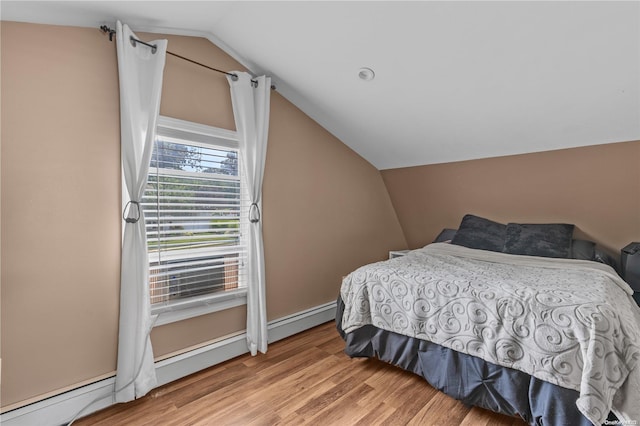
left=100, top=25, right=275, bottom=90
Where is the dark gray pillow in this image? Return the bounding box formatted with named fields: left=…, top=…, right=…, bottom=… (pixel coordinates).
left=434, top=228, right=457, bottom=243
left=451, top=215, right=506, bottom=252
left=503, top=223, right=575, bottom=258
left=571, top=239, right=596, bottom=261
left=594, top=248, right=620, bottom=273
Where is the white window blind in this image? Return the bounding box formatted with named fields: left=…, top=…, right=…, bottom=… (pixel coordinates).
left=142, top=117, right=247, bottom=307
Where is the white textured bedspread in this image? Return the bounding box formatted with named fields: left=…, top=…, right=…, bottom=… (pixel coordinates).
left=340, top=243, right=640, bottom=425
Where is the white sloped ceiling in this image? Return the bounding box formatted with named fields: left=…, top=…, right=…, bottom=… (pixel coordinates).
left=2, top=1, right=639, bottom=169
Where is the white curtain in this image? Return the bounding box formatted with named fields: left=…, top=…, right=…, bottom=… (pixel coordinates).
left=227, top=72, right=271, bottom=355
left=115, top=21, right=167, bottom=403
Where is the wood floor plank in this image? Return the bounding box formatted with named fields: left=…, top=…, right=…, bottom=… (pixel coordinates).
left=383, top=375, right=438, bottom=410
left=378, top=382, right=438, bottom=426
left=304, top=383, right=375, bottom=425
left=273, top=378, right=337, bottom=420
left=353, top=401, right=398, bottom=426
left=316, top=333, right=347, bottom=355
left=357, top=361, right=421, bottom=410
left=329, top=357, right=385, bottom=385
left=75, top=321, right=528, bottom=426
left=245, top=354, right=347, bottom=413
left=170, top=362, right=253, bottom=408
left=294, top=375, right=361, bottom=419
left=408, top=391, right=471, bottom=426
left=255, top=346, right=328, bottom=382
left=276, top=411, right=308, bottom=426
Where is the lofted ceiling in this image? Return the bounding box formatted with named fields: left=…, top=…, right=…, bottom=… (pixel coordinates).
left=2, top=1, right=639, bottom=170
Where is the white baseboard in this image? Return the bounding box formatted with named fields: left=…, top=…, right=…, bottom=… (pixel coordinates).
left=1, top=301, right=337, bottom=426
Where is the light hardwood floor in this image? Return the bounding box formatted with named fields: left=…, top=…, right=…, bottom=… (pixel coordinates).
left=75, top=321, right=527, bottom=425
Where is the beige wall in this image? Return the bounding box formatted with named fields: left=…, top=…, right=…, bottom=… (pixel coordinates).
left=382, top=140, right=640, bottom=253
left=1, top=22, right=123, bottom=410
left=1, top=22, right=407, bottom=409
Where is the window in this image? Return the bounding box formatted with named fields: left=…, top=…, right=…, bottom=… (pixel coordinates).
left=143, top=116, right=247, bottom=324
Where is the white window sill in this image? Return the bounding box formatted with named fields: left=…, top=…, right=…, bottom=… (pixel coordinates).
left=151, top=288, right=247, bottom=327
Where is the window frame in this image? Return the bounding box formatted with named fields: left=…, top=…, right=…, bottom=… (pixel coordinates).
left=145, top=116, right=247, bottom=327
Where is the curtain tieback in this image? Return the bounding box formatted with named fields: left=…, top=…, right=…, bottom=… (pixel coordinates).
left=123, top=200, right=141, bottom=224
left=249, top=202, right=261, bottom=224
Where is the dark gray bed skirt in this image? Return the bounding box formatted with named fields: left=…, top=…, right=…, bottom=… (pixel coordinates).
left=335, top=296, right=615, bottom=426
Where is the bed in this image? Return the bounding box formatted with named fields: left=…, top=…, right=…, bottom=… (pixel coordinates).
left=337, top=215, right=640, bottom=426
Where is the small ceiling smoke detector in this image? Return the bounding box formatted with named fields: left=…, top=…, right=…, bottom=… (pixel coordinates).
left=358, top=67, right=375, bottom=81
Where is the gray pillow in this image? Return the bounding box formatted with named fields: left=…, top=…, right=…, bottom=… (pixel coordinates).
left=571, top=239, right=596, bottom=261
left=434, top=228, right=457, bottom=243
left=594, top=248, right=620, bottom=273
left=503, top=223, right=575, bottom=258
left=451, top=215, right=506, bottom=252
